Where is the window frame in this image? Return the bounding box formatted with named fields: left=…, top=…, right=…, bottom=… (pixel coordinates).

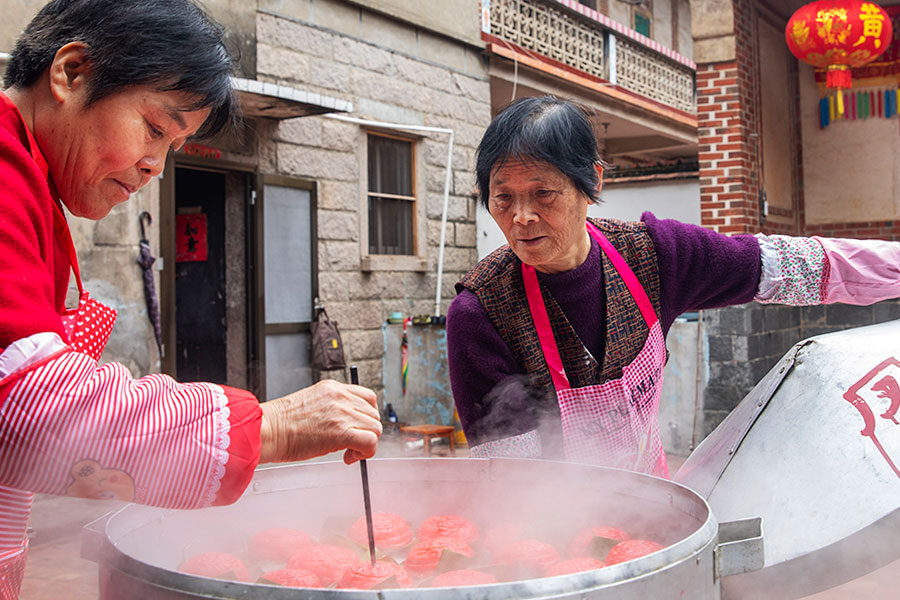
left=359, top=129, right=427, bottom=271
left=633, top=5, right=653, bottom=38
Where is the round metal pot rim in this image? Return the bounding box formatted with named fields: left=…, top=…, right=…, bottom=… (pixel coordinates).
left=88, top=457, right=720, bottom=599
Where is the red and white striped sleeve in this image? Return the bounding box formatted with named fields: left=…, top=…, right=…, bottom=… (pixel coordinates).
left=0, top=335, right=261, bottom=509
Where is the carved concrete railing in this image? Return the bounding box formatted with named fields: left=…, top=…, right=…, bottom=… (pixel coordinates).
left=485, top=0, right=695, bottom=113
left=615, top=36, right=695, bottom=113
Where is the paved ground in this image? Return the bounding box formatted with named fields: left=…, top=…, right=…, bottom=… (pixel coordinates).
left=18, top=449, right=900, bottom=599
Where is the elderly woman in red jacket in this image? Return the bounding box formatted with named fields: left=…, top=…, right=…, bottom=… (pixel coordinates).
left=0, top=1, right=381, bottom=595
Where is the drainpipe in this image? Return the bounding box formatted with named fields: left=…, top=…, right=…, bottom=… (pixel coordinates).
left=323, top=113, right=455, bottom=318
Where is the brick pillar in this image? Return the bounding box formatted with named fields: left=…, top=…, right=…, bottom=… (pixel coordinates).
left=697, top=0, right=761, bottom=235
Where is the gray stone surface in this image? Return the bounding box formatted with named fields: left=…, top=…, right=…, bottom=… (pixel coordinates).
left=257, top=44, right=311, bottom=81
left=360, top=9, right=418, bottom=56
left=356, top=98, right=424, bottom=124
left=275, top=117, right=323, bottom=145
left=702, top=300, right=900, bottom=436
left=334, top=38, right=396, bottom=74
left=309, top=0, right=362, bottom=38
left=259, top=13, right=334, bottom=58
left=454, top=222, right=477, bottom=247
left=418, top=29, right=468, bottom=72
left=319, top=240, right=364, bottom=271
left=310, top=56, right=353, bottom=92
left=317, top=209, right=359, bottom=241
left=259, top=0, right=312, bottom=23
left=690, top=0, right=734, bottom=40
left=318, top=180, right=362, bottom=211
left=278, top=145, right=359, bottom=181
left=395, top=54, right=455, bottom=92
left=351, top=272, right=407, bottom=300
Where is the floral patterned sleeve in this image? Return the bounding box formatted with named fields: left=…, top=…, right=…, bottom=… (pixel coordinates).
left=754, top=234, right=900, bottom=306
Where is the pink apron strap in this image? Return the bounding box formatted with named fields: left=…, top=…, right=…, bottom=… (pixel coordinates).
left=522, top=265, right=571, bottom=390
left=586, top=222, right=658, bottom=328
left=522, top=221, right=660, bottom=391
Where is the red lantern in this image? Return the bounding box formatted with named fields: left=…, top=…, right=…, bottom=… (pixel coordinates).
left=786, top=1, right=892, bottom=114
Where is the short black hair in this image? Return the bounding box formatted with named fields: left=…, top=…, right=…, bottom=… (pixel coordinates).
left=475, top=95, right=602, bottom=209
left=4, top=0, right=238, bottom=139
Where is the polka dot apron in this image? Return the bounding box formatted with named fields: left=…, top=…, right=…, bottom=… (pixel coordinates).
left=0, top=203, right=117, bottom=599
left=55, top=206, right=118, bottom=360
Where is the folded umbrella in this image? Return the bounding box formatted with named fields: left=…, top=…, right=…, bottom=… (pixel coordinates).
left=137, top=211, right=163, bottom=356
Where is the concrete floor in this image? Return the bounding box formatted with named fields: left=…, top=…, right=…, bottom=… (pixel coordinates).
left=19, top=450, right=900, bottom=599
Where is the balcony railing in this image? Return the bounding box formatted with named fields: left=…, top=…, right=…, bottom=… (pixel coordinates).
left=485, top=0, right=696, bottom=114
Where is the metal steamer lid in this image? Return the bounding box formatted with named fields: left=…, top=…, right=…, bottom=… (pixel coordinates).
left=675, top=318, right=900, bottom=599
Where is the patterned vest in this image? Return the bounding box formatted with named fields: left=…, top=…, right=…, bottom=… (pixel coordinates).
left=455, top=217, right=662, bottom=457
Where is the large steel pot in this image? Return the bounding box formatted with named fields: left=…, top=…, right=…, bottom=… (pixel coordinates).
left=82, top=458, right=763, bottom=599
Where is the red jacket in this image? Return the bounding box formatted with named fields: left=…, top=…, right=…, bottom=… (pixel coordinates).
left=0, top=91, right=262, bottom=554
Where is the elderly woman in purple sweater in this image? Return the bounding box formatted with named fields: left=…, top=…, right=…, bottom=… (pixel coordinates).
left=447, top=95, right=900, bottom=477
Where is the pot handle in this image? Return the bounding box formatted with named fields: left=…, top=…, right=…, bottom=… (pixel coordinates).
left=80, top=510, right=117, bottom=564
left=715, top=516, right=764, bottom=579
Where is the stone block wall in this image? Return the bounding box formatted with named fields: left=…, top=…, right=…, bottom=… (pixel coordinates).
left=702, top=300, right=900, bottom=434
left=254, top=0, right=490, bottom=393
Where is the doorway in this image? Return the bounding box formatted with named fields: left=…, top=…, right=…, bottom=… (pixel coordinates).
left=173, top=168, right=227, bottom=384
left=161, top=160, right=318, bottom=400
left=162, top=161, right=253, bottom=391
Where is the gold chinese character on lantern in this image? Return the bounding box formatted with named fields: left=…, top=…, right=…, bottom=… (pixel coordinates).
left=786, top=0, right=892, bottom=100
left=791, top=19, right=814, bottom=49
left=848, top=48, right=873, bottom=62
left=854, top=2, right=886, bottom=48
left=817, top=8, right=851, bottom=44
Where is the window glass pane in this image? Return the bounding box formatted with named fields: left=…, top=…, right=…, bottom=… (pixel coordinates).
left=367, top=133, right=415, bottom=256
left=264, top=184, right=312, bottom=324
left=265, top=332, right=312, bottom=401
left=368, top=196, right=414, bottom=255
left=635, top=12, right=651, bottom=37
left=368, top=135, right=413, bottom=197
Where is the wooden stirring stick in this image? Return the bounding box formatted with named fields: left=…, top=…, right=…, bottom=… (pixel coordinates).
left=350, top=365, right=378, bottom=565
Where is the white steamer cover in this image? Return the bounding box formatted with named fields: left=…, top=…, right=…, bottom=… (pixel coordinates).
left=676, top=318, right=900, bottom=599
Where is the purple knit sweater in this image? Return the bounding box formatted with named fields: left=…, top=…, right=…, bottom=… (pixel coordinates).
left=447, top=212, right=762, bottom=445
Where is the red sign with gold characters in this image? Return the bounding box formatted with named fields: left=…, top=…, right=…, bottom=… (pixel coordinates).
left=786, top=0, right=893, bottom=89
left=175, top=214, right=208, bottom=262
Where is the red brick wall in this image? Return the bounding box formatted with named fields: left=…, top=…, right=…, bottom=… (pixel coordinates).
left=699, top=1, right=894, bottom=242
left=805, top=221, right=900, bottom=241
left=698, top=0, right=762, bottom=235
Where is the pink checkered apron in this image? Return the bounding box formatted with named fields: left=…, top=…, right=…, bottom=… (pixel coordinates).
left=0, top=206, right=116, bottom=599
left=523, top=222, right=668, bottom=477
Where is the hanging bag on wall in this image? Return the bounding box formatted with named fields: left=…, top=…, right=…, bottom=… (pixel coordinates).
left=311, top=308, right=346, bottom=371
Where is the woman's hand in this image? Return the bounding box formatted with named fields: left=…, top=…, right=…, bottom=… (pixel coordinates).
left=259, top=379, right=382, bottom=465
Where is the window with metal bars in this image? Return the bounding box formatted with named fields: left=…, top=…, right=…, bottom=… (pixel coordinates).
left=367, top=133, right=416, bottom=256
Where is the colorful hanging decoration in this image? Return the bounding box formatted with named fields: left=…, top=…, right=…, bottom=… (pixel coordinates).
left=401, top=317, right=410, bottom=395
left=787, top=1, right=893, bottom=118
left=819, top=86, right=899, bottom=126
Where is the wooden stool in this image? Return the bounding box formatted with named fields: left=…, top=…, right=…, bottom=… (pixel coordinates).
left=401, top=424, right=456, bottom=456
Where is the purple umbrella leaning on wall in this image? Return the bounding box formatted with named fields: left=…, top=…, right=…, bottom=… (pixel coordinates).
left=137, top=211, right=163, bottom=356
